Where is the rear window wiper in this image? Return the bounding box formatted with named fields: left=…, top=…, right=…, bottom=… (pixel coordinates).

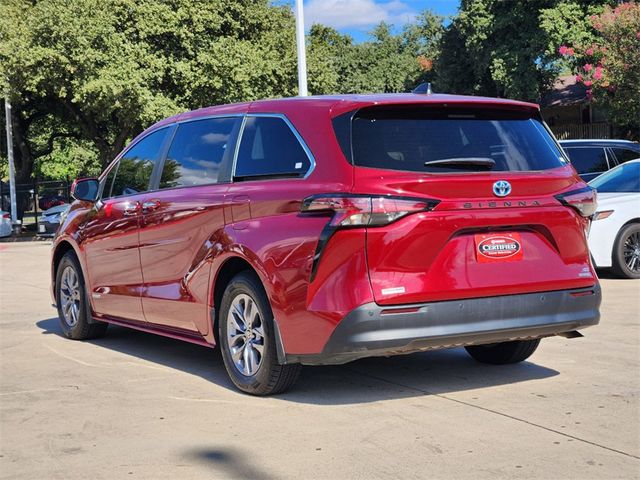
left=423, top=157, right=496, bottom=169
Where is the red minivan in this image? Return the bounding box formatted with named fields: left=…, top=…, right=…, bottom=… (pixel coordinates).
left=51, top=93, right=601, bottom=395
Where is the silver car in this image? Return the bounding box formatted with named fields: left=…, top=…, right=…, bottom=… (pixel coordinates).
left=37, top=204, right=70, bottom=237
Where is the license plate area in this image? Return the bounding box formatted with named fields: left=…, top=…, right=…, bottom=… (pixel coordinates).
left=475, top=232, right=523, bottom=263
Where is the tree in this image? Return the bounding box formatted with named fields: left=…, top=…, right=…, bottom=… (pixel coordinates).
left=306, top=11, right=443, bottom=95
left=306, top=24, right=350, bottom=95
left=435, top=0, right=615, bottom=102
left=554, top=2, right=640, bottom=138
left=0, top=0, right=303, bottom=185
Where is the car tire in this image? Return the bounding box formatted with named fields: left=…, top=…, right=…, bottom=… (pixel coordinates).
left=611, top=223, right=640, bottom=279
left=465, top=339, right=540, bottom=365
left=55, top=252, right=108, bottom=340
left=219, top=271, right=301, bottom=395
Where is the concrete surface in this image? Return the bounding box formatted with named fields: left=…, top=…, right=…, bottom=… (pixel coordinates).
left=1, top=242, right=639, bottom=479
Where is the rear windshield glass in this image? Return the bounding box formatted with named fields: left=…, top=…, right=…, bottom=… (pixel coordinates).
left=345, top=106, right=568, bottom=173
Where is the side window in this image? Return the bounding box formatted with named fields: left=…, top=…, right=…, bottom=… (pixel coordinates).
left=234, top=116, right=311, bottom=179
left=612, top=148, right=640, bottom=165
left=108, top=128, right=169, bottom=198
left=564, top=147, right=608, bottom=174
left=100, top=163, right=118, bottom=199
left=159, top=117, right=237, bottom=189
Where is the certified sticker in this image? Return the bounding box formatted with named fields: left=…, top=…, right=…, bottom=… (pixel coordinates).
left=475, top=232, right=523, bottom=262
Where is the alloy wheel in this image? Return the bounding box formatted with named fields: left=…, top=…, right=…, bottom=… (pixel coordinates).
left=226, top=293, right=265, bottom=376
left=59, top=266, right=81, bottom=327
left=623, top=231, right=640, bottom=272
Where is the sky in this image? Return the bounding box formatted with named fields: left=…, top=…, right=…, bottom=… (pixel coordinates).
left=279, top=0, right=460, bottom=42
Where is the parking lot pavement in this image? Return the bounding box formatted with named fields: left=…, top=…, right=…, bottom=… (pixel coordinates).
left=0, top=242, right=639, bottom=479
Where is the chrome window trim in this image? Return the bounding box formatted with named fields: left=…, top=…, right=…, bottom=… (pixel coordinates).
left=231, top=113, right=316, bottom=181
left=175, top=113, right=245, bottom=125
left=97, top=125, right=172, bottom=201
left=231, top=115, right=248, bottom=181
left=154, top=116, right=241, bottom=191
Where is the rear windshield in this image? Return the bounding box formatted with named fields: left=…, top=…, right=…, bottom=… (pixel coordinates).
left=340, top=106, right=568, bottom=173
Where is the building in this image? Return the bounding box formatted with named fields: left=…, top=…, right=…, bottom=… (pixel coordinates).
left=541, top=75, right=611, bottom=140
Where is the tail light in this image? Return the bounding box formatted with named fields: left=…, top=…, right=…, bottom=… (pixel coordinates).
left=301, top=194, right=439, bottom=280
left=1, top=213, right=10, bottom=219
left=555, top=187, right=597, bottom=218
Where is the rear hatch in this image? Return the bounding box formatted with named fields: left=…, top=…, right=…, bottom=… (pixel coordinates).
left=339, top=104, right=598, bottom=305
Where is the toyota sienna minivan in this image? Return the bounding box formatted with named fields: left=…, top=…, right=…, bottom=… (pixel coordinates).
left=51, top=93, right=601, bottom=395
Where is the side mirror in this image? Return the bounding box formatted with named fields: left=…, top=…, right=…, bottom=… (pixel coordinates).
left=71, top=178, right=99, bottom=202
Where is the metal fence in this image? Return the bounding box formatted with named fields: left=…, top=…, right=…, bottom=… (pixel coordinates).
left=550, top=122, right=612, bottom=140
left=0, top=178, right=71, bottom=230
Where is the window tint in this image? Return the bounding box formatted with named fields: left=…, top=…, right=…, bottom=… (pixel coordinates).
left=347, top=107, right=567, bottom=173
left=235, top=116, right=311, bottom=179
left=159, top=118, right=237, bottom=189
left=590, top=162, right=640, bottom=192
left=109, top=128, right=169, bottom=198
left=564, top=147, right=608, bottom=174
left=612, top=148, right=640, bottom=165
left=100, top=163, right=118, bottom=199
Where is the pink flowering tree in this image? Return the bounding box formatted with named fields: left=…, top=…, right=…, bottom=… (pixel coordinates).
left=558, top=2, right=640, bottom=138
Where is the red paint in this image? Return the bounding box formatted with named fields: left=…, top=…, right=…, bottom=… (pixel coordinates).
left=51, top=94, right=597, bottom=357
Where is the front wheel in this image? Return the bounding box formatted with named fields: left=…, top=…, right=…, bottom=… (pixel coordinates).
left=219, top=271, right=301, bottom=395
left=55, top=252, right=108, bottom=340
left=612, top=223, right=640, bottom=279
left=465, top=339, right=540, bottom=364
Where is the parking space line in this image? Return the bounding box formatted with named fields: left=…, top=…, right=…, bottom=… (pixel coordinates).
left=44, top=344, right=98, bottom=367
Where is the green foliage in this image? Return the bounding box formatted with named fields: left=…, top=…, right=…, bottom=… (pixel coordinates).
left=2, top=0, right=633, bottom=186
left=435, top=0, right=616, bottom=102
left=540, top=1, right=606, bottom=61
left=554, top=2, right=640, bottom=138
left=37, top=140, right=102, bottom=180
left=307, top=11, right=444, bottom=95
left=0, top=0, right=302, bottom=183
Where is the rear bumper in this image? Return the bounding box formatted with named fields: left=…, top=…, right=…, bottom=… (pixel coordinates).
left=37, top=221, right=59, bottom=237
left=287, top=285, right=601, bottom=365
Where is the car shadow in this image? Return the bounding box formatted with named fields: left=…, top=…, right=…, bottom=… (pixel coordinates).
left=36, top=317, right=559, bottom=405
left=596, top=268, right=627, bottom=280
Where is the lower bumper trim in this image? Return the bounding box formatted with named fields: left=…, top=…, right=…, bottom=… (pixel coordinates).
left=287, top=285, right=601, bottom=365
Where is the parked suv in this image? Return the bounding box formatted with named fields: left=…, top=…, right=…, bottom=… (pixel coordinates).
left=51, top=94, right=601, bottom=395
left=560, top=139, right=640, bottom=182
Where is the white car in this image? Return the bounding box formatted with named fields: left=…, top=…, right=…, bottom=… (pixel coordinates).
left=0, top=211, right=12, bottom=238
left=588, top=159, right=640, bottom=278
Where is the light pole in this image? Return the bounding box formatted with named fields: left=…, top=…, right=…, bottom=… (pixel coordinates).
left=4, top=99, right=17, bottom=227
left=294, top=0, right=308, bottom=96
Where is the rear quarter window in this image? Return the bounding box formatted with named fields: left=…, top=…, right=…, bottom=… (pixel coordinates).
left=342, top=106, right=567, bottom=173
left=563, top=147, right=609, bottom=174
left=234, top=116, right=311, bottom=180
left=612, top=147, right=640, bottom=165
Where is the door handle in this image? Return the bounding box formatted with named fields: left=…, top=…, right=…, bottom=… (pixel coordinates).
left=123, top=202, right=140, bottom=216
left=141, top=200, right=160, bottom=213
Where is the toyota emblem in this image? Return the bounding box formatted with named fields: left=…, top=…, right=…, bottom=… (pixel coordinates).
left=493, top=180, right=511, bottom=197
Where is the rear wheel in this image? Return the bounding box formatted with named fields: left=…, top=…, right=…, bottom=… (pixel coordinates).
left=55, top=252, right=108, bottom=340
left=611, top=223, right=640, bottom=279
left=465, top=339, right=540, bottom=364
left=219, top=271, right=301, bottom=395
